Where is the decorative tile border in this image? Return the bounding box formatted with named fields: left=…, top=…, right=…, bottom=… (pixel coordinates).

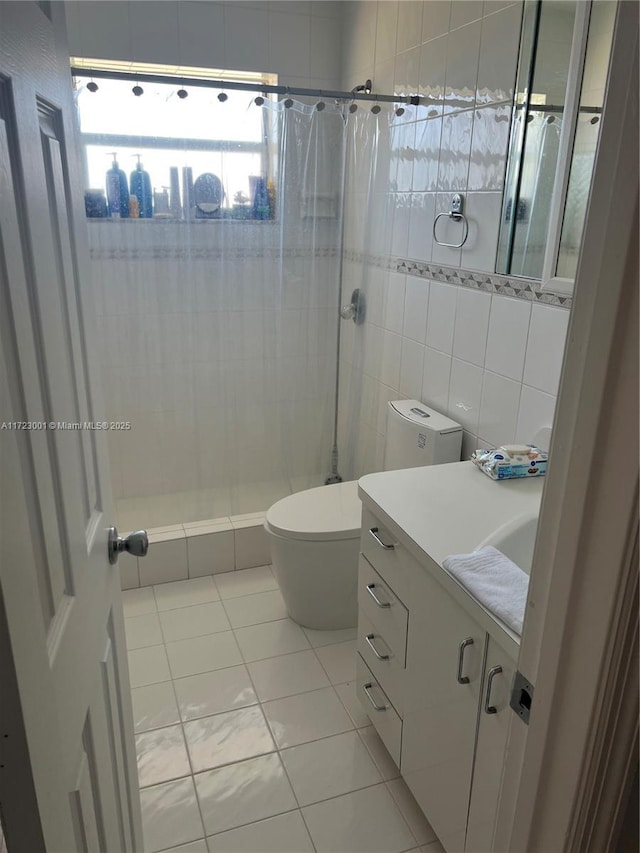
left=345, top=249, right=573, bottom=309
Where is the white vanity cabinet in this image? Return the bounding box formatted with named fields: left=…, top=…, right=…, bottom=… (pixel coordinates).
left=357, top=504, right=519, bottom=853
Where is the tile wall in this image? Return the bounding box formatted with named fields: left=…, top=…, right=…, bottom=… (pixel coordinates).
left=64, top=0, right=344, bottom=90
left=338, top=1, right=572, bottom=475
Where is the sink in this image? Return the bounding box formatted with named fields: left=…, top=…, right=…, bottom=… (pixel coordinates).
left=476, top=510, right=539, bottom=575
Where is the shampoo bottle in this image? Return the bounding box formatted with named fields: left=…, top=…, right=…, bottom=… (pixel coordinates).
left=130, top=154, right=153, bottom=218
left=106, top=152, right=129, bottom=218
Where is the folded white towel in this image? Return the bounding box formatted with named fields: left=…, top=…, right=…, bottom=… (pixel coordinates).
left=442, top=546, right=529, bottom=635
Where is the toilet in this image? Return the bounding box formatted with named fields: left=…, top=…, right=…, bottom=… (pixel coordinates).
left=265, top=400, right=462, bottom=630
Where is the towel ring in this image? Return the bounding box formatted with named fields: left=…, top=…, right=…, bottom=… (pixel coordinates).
left=433, top=193, right=469, bottom=248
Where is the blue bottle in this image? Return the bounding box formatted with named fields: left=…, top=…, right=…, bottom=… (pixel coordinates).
left=106, top=152, right=129, bottom=218
left=130, top=154, right=153, bottom=218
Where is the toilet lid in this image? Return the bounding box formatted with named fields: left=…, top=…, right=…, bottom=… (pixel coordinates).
left=265, top=480, right=362, bottom=542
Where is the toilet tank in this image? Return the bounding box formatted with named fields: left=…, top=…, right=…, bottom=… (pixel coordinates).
left=384, top=400, right=462, bottom=470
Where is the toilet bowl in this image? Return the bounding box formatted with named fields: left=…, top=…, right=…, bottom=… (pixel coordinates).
left=265, top=401, right=463, bottom=630
left=265, top=480, right=361, bottom=630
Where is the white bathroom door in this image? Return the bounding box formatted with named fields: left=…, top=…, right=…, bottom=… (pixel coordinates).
left=0, top=3, right=143, bottom=851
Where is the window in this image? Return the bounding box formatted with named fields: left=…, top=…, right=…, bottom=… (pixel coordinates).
left=72, top=60, right=277, bottom=218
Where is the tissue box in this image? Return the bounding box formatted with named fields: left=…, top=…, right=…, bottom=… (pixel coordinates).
left=472, top=445, right=548, bottom=480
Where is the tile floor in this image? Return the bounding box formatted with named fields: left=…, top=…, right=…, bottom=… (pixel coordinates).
left=124, top=566, right=445, bottom=853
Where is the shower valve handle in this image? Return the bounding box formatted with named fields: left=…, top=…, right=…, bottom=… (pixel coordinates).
left=108, top=527, right=149, bottom=565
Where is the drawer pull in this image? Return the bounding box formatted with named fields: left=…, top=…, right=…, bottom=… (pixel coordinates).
left=369, top=527, right=395, bottom=550
left=365, top=633, right=390, bottom=661
left=457, top=637, right=474, bottom=684
left=363, top=682, right=387, bottom=712
left=484, top=665, right=503, bottom=714
left=366, top=582, right=391, bottom=608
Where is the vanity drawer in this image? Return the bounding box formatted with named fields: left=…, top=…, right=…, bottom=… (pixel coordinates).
left=356, top=654, right=402, bottom=768
left=358, top=555, right=408, bottom=664
left=361, top=508, right=415, bottom=603
left=358, top=611, right=405, bottom=714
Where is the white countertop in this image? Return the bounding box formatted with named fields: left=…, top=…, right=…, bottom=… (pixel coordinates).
left=358, top=461, right=544, bottom=652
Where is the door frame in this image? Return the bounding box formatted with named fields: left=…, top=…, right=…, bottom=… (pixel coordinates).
left=494, top=1, right=639, bottom=849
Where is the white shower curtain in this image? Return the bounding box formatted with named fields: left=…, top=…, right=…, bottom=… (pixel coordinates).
left=86, top=96, right=346, bottom=528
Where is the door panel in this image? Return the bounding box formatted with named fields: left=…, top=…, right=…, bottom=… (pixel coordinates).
left=0, top=4, right=142, bottom=850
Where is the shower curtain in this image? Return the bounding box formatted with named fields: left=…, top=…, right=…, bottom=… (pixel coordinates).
left=86, top=95, right=346, bottom=528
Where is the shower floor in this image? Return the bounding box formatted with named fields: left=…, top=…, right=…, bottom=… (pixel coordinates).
left=115, top=478, right=324, bottom=532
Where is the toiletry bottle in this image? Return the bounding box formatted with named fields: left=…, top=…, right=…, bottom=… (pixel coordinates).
left=130, top=154, right=153, bottom=218
left=169, top=166, right=182, bottom=218
left=129, top=194, right=140, bottom=218
left=106, top=152, right=129, bottom=218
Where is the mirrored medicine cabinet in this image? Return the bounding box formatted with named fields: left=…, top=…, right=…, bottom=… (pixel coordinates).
left=496, top=0, right=616, bottom=294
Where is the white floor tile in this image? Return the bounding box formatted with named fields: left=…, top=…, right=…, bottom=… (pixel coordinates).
left=128, top=645, right=171, bottom=688
left=387, top=778, right=438, bottom=846
left=247, top=650, right=331, bottom=702
left=234, top=618, right=310, bottom=662
left=125, top=613, right=163, bottom=650
left=166, top=632, right=242, bottom=679
left=359, top=726, right=401, bottom=781
left=302, top=626, right=358, bottom=647
left=194, top=753, right=297, bottom=836
left=334, top=681, right=371, bottom=729
left=154, top=577, right=220, bottom=611
left=122, top=586, right=157, bottom=618
left=161, top=842, right=208, bottom=853
left=159, top=602, right=231, bottom=642
left=280, top=730, right=382, bottom=806
left=131, top=681, right=180, bottom=733
left=140, top=777, right=204, bottom=852
left=421, top=841, right=445, bottom=852
left=207, top=810, right=314, bottom=853
left=174, top=666, right=257, bottom=722
left=314, top=640, right=357, bottom=684
left=136, top=724, right=191, bottom=788
left=214, top=566, right=278, bottom=599
left=262, top=686, right=353, bottom=749
left=222, top=589, right=287, bottom=629
left=184, top=705, right=275, bottom=773
left=302, top=783, right=416, bottom=853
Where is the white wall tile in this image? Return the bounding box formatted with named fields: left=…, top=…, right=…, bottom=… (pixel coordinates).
left=421, top=347, right=452, bottom=413
left=379, top=331, right=403, bottom=389
left=310, top=15, right=342, bottom=79
left=447, top=358, right=483, bottom=434
left=400, top=339, right=426, bottom=398
left=523, top=304, right=570, bottom=395
left=476, top=3, right=523, bottom=105
left=449, top=1, right=484, bottom=30
left=443, top=20, right=481, bottom=111
left=413, top=119, right=442, bottom=189
left=390, top=193, right=412, bottom=257
left=225, top=5, right=269, bottom=73
left=140, top=535, right=188, bottom=587
left=407, top=192, right=436, bottom=261
left=478, top=371, right=521, bottom=447
left=383, top=273, right=407, bottom=334
left=234, top=524, right=271, bottom=571
left=516, top=385, right=557, bottom=447
left=468, top=104, right=511, bottom=191
left=426, top=281, right=457, bottom=353
left=461, top=429, right=479, bottom=459
left=375, top=2, right=400, bottom=63
left=437, top=110, right=474, bottom=190
left=396, top=1, right=424, bottom=52
left=452, top=288, right=491, bottom=366
left=402, top=277, right=430, bottom=343
left=461, top=192, right=503, bottom=272
left=421, top=1, right=451, bottom=43
left=484, top=295, right=532, bottom=381
left=268, top=11, right=311, bottom=78
left=187, top=528, right=235, bottom=578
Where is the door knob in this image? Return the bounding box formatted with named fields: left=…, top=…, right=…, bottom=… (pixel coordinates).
left=108, top=527, right=149, bottom=565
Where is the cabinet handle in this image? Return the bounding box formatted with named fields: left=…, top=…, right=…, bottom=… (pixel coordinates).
left=457, top=637, right=474, bottom=684
left=484, top=665, right=503, bottom=714
left=365, top=633, right=390, bottom=661
left=366, top=582, right=391, bottom=608
left=369, top=527, right=395, bottom=550
left=363, top=682, right=387, bottom=712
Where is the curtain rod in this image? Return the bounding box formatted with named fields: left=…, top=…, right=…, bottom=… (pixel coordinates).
left=71, top=67, right=421, bottom=106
